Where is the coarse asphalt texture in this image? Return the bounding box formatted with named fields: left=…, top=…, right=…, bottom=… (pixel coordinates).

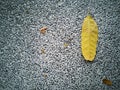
left=0, top=0, right=120, bottom=90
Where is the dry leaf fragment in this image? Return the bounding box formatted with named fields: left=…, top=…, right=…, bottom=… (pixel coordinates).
left=40, top=27, right=47, bottom=34
left=102, top=78, right=112, bottom=86
left=64, top=43, right=69, bottom=48
left=41, top=48, right=45, bottom=54
left=81, top=12, right=98, bottom=61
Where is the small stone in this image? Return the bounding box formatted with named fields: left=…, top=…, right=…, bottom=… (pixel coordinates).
left=43, top=73, right=48, bottom=78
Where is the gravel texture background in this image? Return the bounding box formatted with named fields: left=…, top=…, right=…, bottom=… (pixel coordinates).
left=0, top=0, right=120, bottom=90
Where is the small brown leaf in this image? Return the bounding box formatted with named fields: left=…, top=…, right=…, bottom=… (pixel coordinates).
left=40, top=27, right=47, bottom=34
left=102, top=78, right=112, bottom=86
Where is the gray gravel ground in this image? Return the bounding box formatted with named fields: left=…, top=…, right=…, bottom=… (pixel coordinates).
left=0, top=0, right=120, bottom=90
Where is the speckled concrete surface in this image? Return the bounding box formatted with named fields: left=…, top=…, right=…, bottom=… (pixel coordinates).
left=0, top=0, right=120, bottom=90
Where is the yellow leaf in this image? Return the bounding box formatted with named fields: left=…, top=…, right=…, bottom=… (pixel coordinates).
left=81, top=14, right=98, bottom=61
